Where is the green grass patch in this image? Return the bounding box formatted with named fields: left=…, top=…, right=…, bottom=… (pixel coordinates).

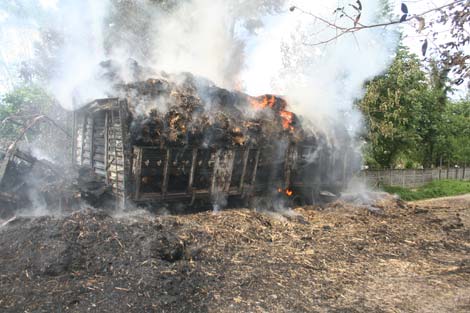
left=382, top=180, right=470, bottom=201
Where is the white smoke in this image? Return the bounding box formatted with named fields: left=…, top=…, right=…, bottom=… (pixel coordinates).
left=242, top=0, right=399, bottom=137
left=138, top=0, right=398, bottom=142
left=47, top=0, right=111, bottom=110
left=0, top=0, right=111, bottom=109
left=0, top=0, right=402, bottom=215
left=1, top=0, right=398, bottom=118
left=148, top=0, right=244, bottom=88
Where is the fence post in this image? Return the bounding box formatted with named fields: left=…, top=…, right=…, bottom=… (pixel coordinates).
left=402, top=170, right=405, bottom=187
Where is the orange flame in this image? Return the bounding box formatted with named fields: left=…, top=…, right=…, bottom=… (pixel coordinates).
left=277, top=187, right=293, bottom=196
left=249, top=95, right=295, bottom=131
left=279, top=111, right=294, bottom=131
left=250, top=95, right=277, bottom=110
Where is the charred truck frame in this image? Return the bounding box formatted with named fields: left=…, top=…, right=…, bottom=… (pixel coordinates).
left=71, top=75, right=355, bottom=208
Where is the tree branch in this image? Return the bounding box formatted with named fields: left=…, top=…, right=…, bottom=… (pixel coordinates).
left=292, top=0, right=465, bottom=46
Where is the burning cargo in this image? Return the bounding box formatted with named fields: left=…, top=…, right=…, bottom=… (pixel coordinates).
left=72, top=72, right=356, bottom=209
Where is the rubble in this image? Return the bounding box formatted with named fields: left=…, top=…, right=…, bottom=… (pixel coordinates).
left=0, top=146, right=114, bottom=220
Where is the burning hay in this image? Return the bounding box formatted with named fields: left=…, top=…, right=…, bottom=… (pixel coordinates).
left=70, top=68, right=357, bottom=209
left=119, top=73, right=302, bottom=148
left=0, top=66, right=357, bottom=217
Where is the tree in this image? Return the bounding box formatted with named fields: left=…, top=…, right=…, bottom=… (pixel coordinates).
left=291, top=0, right=470, bottom=87
left=416, top=60, right=450, bottom=167
left=358, top=46, right=427, bottom=168
left=0, top=84, right=54, bottom=143
left=437, top=99, right=470, bottom=166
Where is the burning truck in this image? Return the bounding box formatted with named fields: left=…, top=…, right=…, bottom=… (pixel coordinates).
left=70, top=71, right=358, bottom=210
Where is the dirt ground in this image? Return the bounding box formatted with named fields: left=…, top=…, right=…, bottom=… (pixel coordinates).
left=0, top=194, right=469, bottom=313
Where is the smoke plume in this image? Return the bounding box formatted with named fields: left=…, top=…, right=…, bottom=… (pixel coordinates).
left=0, top=0, right=401, bottom=214
left=242, top=0, right=399, bottom=138
left=1, top=0, right=398, bottom=120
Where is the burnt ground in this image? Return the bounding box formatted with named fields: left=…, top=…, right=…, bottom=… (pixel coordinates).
left=0, top=195, right=469, bottom=313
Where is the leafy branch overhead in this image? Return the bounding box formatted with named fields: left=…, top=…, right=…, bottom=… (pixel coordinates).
left=290, top=0, right=470, bottom=86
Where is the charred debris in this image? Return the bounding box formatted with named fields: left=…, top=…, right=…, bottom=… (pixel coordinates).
left=71, top=60, right=358, bottom=210
left=0, top=60, right=358, bottom=216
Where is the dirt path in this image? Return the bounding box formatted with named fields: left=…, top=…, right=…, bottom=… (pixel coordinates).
left=411, top=193, right=470, bottom=209
left=0, top=195, right=469, bottom=312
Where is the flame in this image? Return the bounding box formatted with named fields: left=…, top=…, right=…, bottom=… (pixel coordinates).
left=250, top=95, right=277, bottom=110
left=277, top=187, right=293, bottom=196
left=279, top=111, right=294, bottom=131
left=249, top=95, right=295, bottom=131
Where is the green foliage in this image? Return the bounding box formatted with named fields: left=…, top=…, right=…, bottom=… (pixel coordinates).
left=383, top=180, right=470, bottom=201
left=0, top=84, right=53, bottom=141
left=414, top=60, right=450, bottom=167
left=437, top=99, right=470, bottom=164
left=358, top=46, right=426, bottom=168
left=359, top=44, right=470, bottom=169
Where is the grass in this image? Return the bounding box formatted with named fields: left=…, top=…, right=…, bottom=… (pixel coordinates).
left=383, top=180, right=470, bottom=201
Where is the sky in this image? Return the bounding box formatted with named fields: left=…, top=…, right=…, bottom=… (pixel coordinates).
left=0, top=0, right=467, bottom=97
left=400, top=0, right=469, bottom=97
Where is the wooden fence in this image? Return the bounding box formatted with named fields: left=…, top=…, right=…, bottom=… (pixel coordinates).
left=359, top=167, right=470, bottom=188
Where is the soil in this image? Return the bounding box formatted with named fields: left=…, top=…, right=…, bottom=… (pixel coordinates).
left=0, top=194, right=469, bottom=313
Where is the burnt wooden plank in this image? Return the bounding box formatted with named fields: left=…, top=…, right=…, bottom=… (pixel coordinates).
left=72, top=111, right=76, bottom=165
left=90, top=114, right=95, bottom=168
left=239, top=148, right=250, bottom=190
left=94, top=161, right=105, bottom=169
left=80, top=114, right=87, bottom=165
left=94, top=138, right=105, bottom=146
left=94, top=146, right=105, bottom=154
left=188, top=148, right=197, bottom=191
left=107, top=159, right=124, bottom=166
left=250, top=149, right=261, bottom=188
left=133, top=147, right=143, bottom=200
left=167, top=148, right=192, bottom=193
left=95, top=169, right=106, bottom=176
left=162, top=149, right=170, bottom=195
left=109, top=175, right=125, bottom=182
left=120, top=99, right=133, bottom=201
left=283, top=143, right=296, bottom=188
left=104, top=111, right=109, bottom=184
left=112, top=109, right=120, bottom=194
left=230, top=149, right=245, bottom=190
left=110, top=174, right=125, bottom=181
left=90, top=154, right=104, bottom=163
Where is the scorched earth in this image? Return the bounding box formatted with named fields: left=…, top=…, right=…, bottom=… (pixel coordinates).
left=0, top=194, right=469, bottom=313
